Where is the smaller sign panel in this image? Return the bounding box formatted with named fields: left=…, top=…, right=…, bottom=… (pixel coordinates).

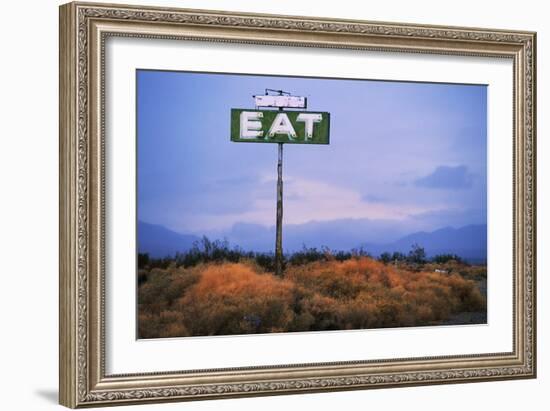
left=230, top=109, right=330, bottom=144
left=254, top=95, right=307, bottom=108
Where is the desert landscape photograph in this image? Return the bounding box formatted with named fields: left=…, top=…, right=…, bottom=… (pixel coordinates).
left=136, top=69, right=487, bottom=338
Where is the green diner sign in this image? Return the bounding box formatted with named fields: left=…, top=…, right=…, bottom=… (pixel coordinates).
left=230, top=109, right=330, bottom=144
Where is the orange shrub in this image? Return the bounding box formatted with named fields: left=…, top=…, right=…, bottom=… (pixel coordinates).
left=137, top=257, right=487, bottom=338
left=177, top=263, right=295, bottom=336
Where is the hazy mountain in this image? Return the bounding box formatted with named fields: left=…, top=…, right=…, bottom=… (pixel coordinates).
left=138, top=221, right=199, bottom=258
left=138, top=219, right=487, bottom=263
left=361, top=224, right=487, bottom=263
left=219, top=218, right=409, bottom=252
left=222, top=221, right=486, bottom=262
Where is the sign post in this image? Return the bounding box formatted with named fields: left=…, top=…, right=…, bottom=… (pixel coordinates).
left=231, top=90, right=330, bottom=275
left=275, top=141, right=283, bottom=276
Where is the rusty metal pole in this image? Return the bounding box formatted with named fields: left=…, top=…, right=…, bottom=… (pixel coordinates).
left=275, top=141, right=284, bottom=276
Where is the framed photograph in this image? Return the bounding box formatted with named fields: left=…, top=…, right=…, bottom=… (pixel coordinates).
left=59, top=2, right=536, bottom=408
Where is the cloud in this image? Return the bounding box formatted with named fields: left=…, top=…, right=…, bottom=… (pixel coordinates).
left=414, top=165, right=474, bottom=189
left=185, top=176, right=435, bottom=232
left=277, top=176, right=429, bottom=224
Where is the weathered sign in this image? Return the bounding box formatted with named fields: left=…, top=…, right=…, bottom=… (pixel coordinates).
left=230, top=109, right=330, bottom=144
left=253, top=95, right=307, bottom=108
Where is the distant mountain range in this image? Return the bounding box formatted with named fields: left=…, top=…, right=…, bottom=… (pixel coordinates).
left=138, top=220, right=487, bottom=263
left=138, top=221, right=199, bottom=258
left=361, top=224, right=487, bottom=263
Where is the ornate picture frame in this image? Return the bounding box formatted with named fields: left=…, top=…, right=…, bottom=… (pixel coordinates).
left=59, top=1, right=536, bottom=408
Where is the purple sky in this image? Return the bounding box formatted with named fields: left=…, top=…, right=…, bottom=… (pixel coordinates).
left=137, top=70, right=487, bottom=246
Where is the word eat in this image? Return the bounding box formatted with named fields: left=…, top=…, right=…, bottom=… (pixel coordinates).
left=240, top=111, right=322, bottom=141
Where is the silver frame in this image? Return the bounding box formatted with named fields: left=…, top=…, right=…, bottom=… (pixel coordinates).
left=59, top=2, right=536, bottom=408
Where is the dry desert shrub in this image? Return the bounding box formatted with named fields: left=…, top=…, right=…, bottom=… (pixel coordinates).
left=176, top=263, right=295, bottom=336
left=138, top=257, right=486, bottom=338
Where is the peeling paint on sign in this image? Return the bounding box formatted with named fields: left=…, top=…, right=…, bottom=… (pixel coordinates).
left=253, top=95, right=307, bottom=108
